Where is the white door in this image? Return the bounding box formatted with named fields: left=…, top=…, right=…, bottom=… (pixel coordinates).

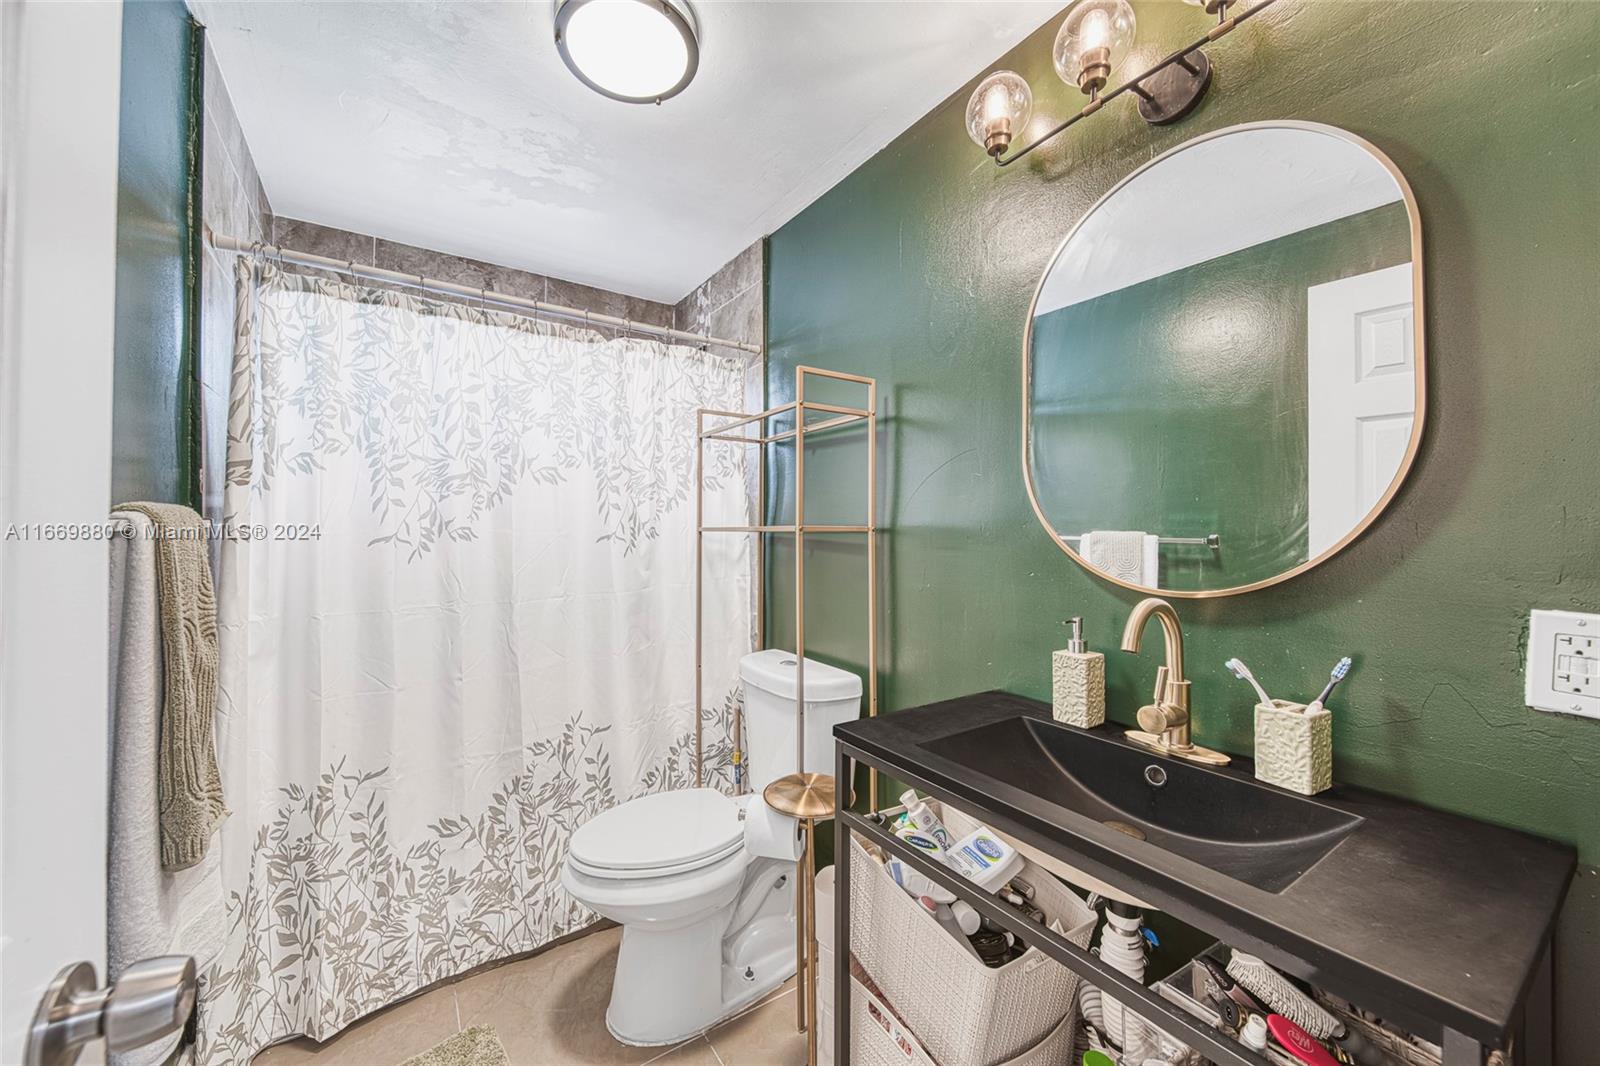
left=1306, top=263, right=1417, bottom=558
left=1, top=2, right=123, bottom=1061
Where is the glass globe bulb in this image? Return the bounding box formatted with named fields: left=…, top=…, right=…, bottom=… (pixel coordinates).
left=965, top=71, right=1032, bottom=157
left=1054, top=0, right=1137, bottom=95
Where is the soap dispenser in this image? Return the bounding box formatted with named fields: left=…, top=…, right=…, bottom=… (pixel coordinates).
left=1052, top=617, right=1105, bottom=727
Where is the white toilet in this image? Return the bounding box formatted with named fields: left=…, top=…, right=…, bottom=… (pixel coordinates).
left=561, top=650, right=862, bottom=1046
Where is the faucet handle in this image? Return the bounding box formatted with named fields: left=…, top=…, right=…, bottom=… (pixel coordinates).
left=1151, top=665, right=1169, bottom=705
left=1137, top=701, right=1187, bottom=735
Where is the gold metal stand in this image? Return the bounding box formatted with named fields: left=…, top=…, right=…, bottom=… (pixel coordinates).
left=695, top=367, right=880, bottom=1066
left=765, top=773, right=836, bottom=1062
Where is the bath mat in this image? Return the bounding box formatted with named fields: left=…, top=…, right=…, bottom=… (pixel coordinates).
left=399, top=1026, right=510, bottom=1066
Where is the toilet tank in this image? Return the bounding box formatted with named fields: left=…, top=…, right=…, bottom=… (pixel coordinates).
left=738, top=649, right=862, bottom=788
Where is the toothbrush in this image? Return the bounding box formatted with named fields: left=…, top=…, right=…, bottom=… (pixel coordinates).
left=1225, top=658, right=1274, bottom=707
left=1306, top=657, right=1352, bottom=714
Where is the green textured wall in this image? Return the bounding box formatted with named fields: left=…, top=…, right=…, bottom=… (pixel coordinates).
left=1031, top=203, right=1412, bottom=590
left=112, top=1, right=200, bottom=506
left=766, top=1, right=1598, bottom=1055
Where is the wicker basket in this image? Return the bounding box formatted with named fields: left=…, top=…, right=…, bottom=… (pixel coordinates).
left=819, top=956, right=1082, bottom=1066
left=847, top=803, right=1098, bottom=1066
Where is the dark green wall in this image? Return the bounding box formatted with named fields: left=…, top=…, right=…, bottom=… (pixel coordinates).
left=112, top=0, right=200, bottom=506
left=1031, top=203, right=1412, bottom=589
left=766, top=1, right=1598, bottom=1056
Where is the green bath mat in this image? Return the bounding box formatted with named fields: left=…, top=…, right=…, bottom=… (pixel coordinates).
left=399, top=1026, right=510, bottom=1066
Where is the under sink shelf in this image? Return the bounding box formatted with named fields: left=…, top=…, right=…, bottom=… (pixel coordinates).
left=830, top=689, right=1573, bottom=1066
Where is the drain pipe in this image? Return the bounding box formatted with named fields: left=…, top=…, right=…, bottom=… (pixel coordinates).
left=1089, top=902, right=1159, bottom=1060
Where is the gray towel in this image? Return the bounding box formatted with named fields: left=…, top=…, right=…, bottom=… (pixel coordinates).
left=109, top=509, right=228, bottom=1066
left=114, top=502, right=229, bottom=870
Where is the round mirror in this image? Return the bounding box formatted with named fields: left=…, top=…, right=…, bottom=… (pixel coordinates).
left=1024, top=122, right=1423, bottom=597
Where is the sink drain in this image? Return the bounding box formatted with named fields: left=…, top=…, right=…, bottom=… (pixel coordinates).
left=1102, top=820, right=1147, bottom=841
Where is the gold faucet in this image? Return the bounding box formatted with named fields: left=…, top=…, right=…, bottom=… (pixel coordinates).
left=1120, top=597, right=1230, bottom=766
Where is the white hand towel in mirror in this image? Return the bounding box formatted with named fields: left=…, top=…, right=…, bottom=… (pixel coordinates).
left=1080, top=531, right=1160, bottom=586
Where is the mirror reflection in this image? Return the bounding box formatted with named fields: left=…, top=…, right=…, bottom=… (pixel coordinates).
left=1026, top=124, right=1421, bottom=595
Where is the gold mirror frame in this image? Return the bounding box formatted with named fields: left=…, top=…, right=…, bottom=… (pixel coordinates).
left=1022, top=120, right=1425, bottom=599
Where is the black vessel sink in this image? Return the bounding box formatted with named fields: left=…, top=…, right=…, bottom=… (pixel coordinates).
left=922, top=715, right=1361, bottom=893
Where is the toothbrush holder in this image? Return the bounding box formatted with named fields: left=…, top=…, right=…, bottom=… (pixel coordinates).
left=1253, top=699, right=1332, bottom=796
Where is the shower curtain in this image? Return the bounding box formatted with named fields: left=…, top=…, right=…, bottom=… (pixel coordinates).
left=200, top=261, right=752, bottom=1063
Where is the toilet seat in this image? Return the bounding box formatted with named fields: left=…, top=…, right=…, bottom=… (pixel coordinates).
left=569, top=788, right=744, bottom=880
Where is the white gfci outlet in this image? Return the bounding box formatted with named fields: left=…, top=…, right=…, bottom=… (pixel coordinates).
left=1526, top=609, right=1600, bottom=719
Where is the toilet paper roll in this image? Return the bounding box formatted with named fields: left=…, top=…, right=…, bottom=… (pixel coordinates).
left=743, top=794, right=804, bottom=861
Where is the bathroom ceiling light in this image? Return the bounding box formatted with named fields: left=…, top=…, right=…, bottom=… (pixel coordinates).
left=554, top=0, right=699, bottom=105
left=968, top=0, right=1272, bottom=166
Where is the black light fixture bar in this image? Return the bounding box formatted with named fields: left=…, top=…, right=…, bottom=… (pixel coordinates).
left=994, top=0, right=1279, bottom=167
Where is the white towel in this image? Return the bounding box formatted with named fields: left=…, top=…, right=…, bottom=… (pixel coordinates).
left=108, top=512, right=227, bottom=1066
left=1079, top=531, right=1161, bottom=586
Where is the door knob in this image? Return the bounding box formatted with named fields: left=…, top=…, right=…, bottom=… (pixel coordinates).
left=26, top=956, right=196, bottom=1066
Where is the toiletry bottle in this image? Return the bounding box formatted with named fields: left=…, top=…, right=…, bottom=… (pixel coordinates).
left=1241, top=1014, right=1269, bottom=1052
left=895, top=825, right=949, bottom=865
left=900, top=789, right=954, bottom=849
left=1052, top=617, right=1106, bottom=727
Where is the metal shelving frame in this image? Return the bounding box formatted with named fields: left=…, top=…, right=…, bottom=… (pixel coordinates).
left=692, top=364, right=880, bottom=806
left=830, top=741, right=1527, bottom=1066
left=695, top=365, right=879, bottom=1066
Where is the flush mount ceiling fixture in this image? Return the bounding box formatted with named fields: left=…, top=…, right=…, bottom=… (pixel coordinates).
left=554, top=0, right=699, bottom=104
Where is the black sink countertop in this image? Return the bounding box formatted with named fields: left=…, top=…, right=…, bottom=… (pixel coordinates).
left=834, top=690, right=1576, bottom=1048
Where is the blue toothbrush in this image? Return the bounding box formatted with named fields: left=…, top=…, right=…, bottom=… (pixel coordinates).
left=1307, top=657, right=1352, bottom=713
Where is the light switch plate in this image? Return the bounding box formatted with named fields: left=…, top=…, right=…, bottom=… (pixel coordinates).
left=1526, top=609, right=1600, bottom=719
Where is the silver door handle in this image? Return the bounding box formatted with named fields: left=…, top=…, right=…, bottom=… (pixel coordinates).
left=26, top=956, right=197, bottom=1066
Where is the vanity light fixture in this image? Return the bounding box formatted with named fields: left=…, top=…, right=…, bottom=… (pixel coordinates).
left=1054, top=0, right=1137, bottom=96
left=969, top=0, right=1277, bottom=166
left=554, top=0, right=699, bottom=105
left=965, top=71, right=1034, bottom=157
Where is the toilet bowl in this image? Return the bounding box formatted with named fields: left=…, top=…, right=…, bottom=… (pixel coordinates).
left=560, top=651, right=862, bottom=1046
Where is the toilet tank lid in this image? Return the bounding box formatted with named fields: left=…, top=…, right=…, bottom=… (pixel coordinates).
left=739, top=649, right=863, bottom=702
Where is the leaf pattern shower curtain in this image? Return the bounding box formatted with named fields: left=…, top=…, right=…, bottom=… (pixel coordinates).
left=200, top=261, right=752, bottom=1063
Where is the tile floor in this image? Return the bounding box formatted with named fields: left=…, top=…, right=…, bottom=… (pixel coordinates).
left=252, top=927, right=806, bottom=1066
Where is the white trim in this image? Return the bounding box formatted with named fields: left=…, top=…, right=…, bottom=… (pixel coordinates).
left=0, top=2, right=123, bottom=1057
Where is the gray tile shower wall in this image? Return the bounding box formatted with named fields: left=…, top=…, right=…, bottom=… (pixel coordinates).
left=675, top=240, right=764, bottom=351
left=269, top=216, right=678, bottom=335
left=675, top=239, right=766, bottom=417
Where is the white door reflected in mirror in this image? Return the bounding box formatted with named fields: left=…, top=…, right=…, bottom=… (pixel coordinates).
left=1306, top=263, right=1417, bottom=559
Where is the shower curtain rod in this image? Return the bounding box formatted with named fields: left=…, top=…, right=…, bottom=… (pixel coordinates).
left=207, top=230, right=764, bottom=355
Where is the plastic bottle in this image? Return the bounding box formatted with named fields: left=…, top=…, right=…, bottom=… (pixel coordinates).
left=1241, top=1014, right=1269, bottom=1052
left=894, top=826, right=949, bottom=864
left=899, top=790, right=955, bottom=849
left=918, top=896, right=983, bottom=961
left=884, top=857, right=956, bottom=904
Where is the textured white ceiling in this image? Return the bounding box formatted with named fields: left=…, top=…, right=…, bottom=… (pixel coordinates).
left=194, top=0, right=1057, bottom=303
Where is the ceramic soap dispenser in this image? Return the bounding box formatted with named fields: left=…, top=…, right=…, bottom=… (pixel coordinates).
left=1052, top=617, right=1105, bottom=727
